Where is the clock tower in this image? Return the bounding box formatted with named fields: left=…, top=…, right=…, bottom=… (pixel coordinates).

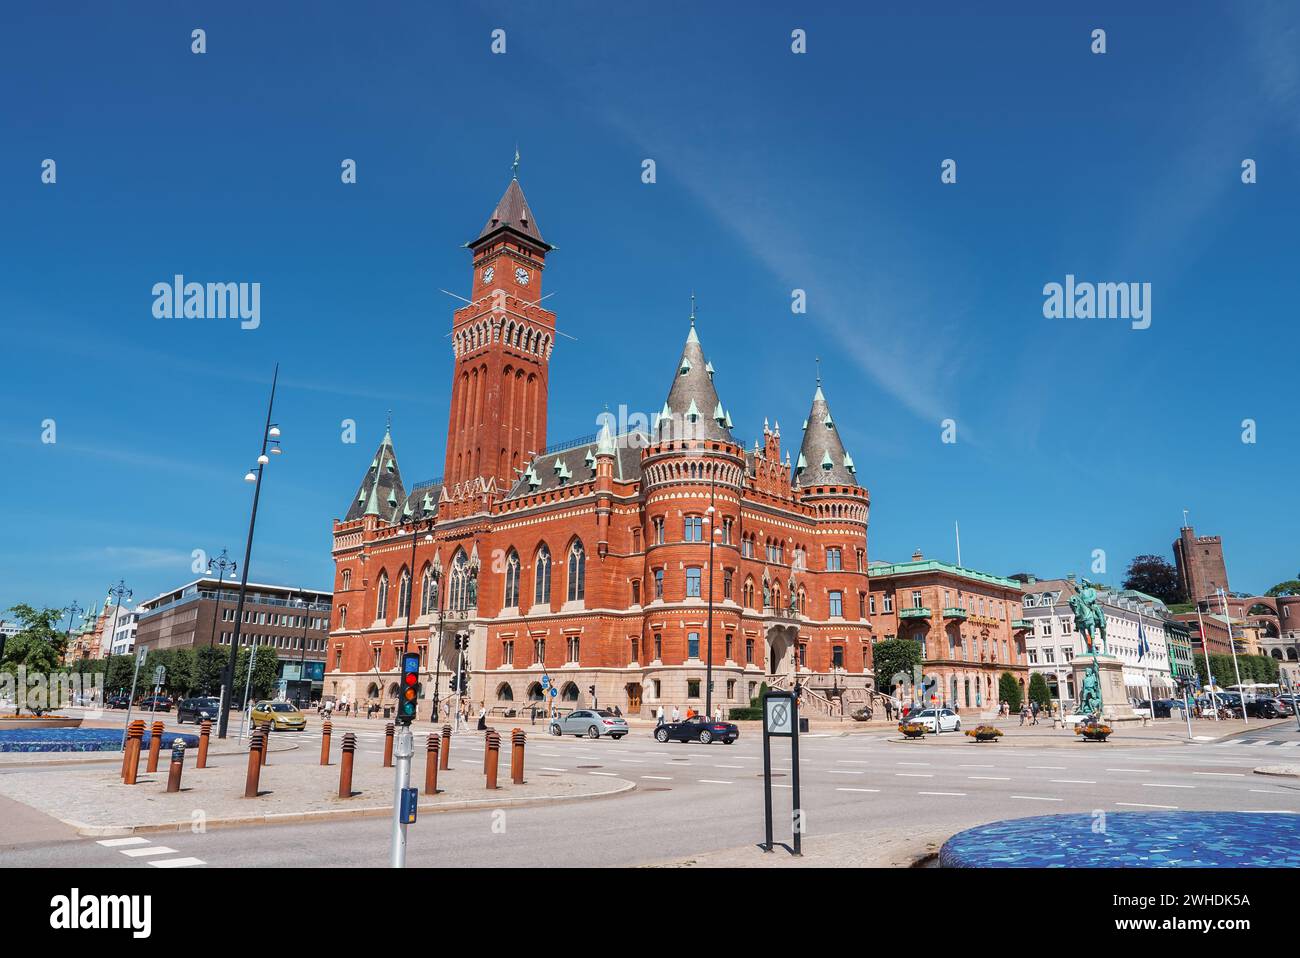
left=443, top=174, right=556, bottom=498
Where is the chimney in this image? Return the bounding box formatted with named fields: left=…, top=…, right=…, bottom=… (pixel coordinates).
left=911, top=549, right=924, bottom=562
left=1067, top=573, right=1076, bottom=583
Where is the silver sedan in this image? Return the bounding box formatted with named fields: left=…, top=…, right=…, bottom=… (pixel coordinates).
left=549, top=709, right=630, bottom=740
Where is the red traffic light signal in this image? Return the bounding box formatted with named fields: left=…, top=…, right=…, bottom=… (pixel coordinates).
left=398, top=652, right=420, bottom=725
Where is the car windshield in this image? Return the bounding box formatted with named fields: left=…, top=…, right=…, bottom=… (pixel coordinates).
left=270, top=703, right=296, bottom=712
left=596, top=710, right=618, bottom=718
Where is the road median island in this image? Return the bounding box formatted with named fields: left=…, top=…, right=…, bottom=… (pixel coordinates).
left=0, top=755, right=635, bottom=837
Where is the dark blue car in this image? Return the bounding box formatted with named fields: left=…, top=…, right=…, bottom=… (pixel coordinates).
left=654, top=715, right=738, bottom=745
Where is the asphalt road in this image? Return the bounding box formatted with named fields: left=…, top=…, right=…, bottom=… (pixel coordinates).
left=4, top=715, right=1298, bottom=868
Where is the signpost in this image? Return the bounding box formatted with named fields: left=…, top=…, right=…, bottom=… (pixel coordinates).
left=390, top=651, right=421, bottom=868
left=761, top=689, right=802, bottom=856
left=120, top=647, right=148, bottom=750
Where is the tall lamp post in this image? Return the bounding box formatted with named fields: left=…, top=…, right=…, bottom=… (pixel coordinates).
left=205, top=549, right=237, bottom=649
left=295, top=590, right=316, bottom=707
left=1218, top=588, right=1248, bottom=725
left=704, top=474, right=717, bottom=720
left=218, top=364, right=282, bottom=739
left=62, top=601, right=84, bottom=660
left=105, top=581, right=133, bottom=663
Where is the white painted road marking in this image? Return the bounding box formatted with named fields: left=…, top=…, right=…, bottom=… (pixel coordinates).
left=121, top=846, right=178, bottom=858
left=150, top=857, right=206, bottom=867
left=698, top=779, right=733, bottom=785
left=968, top=776, right=1010, bottom=781
left=1051, top=779, right=1096, bottom=785
left=1010, top=795, right=1062, bottom=802
left=835, top=787, right=881, bottom=793
left=1117, top=802, right=1178, bottom=809
left=1143, top=783, right=1194, bottom=789
left=97, top=837, right=148, bottom=847
left=640, top=775, right=672, bottom=780
left=919, top=791, right=967, bottom=797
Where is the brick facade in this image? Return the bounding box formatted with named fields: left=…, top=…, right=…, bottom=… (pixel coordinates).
left=326, top=178, right=876, bottom=719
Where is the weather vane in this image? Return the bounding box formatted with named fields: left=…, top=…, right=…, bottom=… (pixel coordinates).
left=512, top=146, right=520, bottom=179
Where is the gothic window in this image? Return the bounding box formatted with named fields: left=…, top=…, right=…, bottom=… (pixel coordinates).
left=503, top=550, right=520, bottom=607
left=339, top=606, right=347, bottom=629
left=534, top=544, right=552, bottom=605
left=376, top=573, right=389, bottom=623
left=686, top=568, right=702, bottom=597
left=397, top=568, right=411, bottom=619
left=420, top=564, right=436, bottom=616
left=341, top=569, right=351, bottom=591
left=684, top=516, right=704, bottom=542
left=654, top=568, right=664, bottom=599
left=723, top=569, right=733, bottom=600
left=566, top=540, right=586, bottom=602
left=449, top=549, right=470, bottom=612
left=743, top=577, right=754, bottom=608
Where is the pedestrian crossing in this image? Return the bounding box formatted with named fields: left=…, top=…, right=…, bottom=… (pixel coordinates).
left=96, top=836, right=205, bottom=868
left=1211, top=738, right=1300, bottom=748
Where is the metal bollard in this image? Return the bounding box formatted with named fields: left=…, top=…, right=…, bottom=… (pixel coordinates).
left=383, top=723, right=395, bottom=767
left=166, top=739, right=186, bottom=793
left=424, top=733, right=440, bottom=794
left=485, top=729, right=501, bottom=790
left=439, top=724, right=451, bottom=770
left=260, top=722, right=271, bottom=766
left=122, top=720, right=145, bottom=784
left=197, top=720, right=211, bottom=769
left=244, top=730, right=264, bottom=798
left=510, top=728, right=526, bottom=785
left=339, top=732, right=357, bottom=798
left=146, top=721, right=165, bottom=773
left=320, top=720, right=332, bottom=766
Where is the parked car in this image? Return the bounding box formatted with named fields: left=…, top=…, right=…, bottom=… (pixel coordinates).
left=106, top=693, right=131, bottom=709
left=250, top=700, right=307, bottom=730
left=1136, top=699, right=1175, bottom=718
left=907, top=707, right=961, bottom=733
left=1247, top=698, right=1292, bottom=719
left=177, top=696, right=222, bottom=724
left=549, top=708, right=629, bottom=739
left=138, top=695, right=172, bottom=712
left=653, top=714, right=739, bottom=744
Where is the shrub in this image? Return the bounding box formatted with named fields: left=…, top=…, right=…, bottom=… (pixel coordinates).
left=998, top=672, right=1023, bottom=712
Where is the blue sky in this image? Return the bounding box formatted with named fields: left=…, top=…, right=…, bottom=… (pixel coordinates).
left=2, top=1, right=1297, bottom=619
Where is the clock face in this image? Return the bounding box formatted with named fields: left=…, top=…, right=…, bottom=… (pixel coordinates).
left=481, top=266, right=494, bottom=283
left=515, top=267, right=530, bottom=286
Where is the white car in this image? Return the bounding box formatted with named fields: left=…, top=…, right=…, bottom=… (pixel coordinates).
left=908, top=708, right=961, bottom=732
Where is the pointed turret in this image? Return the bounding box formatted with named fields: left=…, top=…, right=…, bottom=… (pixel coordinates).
left=344, top=425, right=408, bottom=521
left=795, top=377, right=857, bottom=487
left=657, top=309, right=734, bottom=444
left=472, top=178, right=550, bottom=250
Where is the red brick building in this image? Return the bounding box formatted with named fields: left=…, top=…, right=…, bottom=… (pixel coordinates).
left=326, top=177, right=876, bottom=718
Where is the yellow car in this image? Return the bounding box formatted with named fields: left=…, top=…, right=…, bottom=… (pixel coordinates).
left=250, top=700, right=307, bottom=731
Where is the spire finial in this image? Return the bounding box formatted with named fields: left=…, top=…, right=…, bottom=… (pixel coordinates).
left=689, top=291, right=696, bottom=327
left=815, top=356, right=821, bottom=386
left=512, top=146, right=520, bottom=180
left=386, top=408, right=392, bottom=431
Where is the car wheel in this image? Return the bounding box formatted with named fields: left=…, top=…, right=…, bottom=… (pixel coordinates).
left=724, top=738, right=735, bottom=745
left=655, top=728, right=669, bottom=743
left=699, top=729, right=713, bottom=744
left=610, top=734, right=623, bottom=740
left=549, top=724, right=561, bottom=736
left=587, top=725, right=600, bottom=740
left=954, top=721, right=961, bottom=731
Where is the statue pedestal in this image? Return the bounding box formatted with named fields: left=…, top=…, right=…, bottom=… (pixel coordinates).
left=1071, top=654, right=1140, bottom=723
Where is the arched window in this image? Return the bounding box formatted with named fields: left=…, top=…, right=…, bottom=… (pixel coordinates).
left=534, top=544, right=552, bottom=606
left=397, top=568, right=411, bottom=619
left=449, top=549, right=469, bottom=613
left=419, top=564, right=436, bottom=616
left=567, top=540, right=586, bottom=602
left=503, top=550, right=520, bottom=607
left=496, top=682, right=514, bottom=702
left=561, top=681, right=579, bottom=702
left=526, top=682, right=544, bottom=701
left=743, top=577, right=755, bottom=609
left=339, top=605, right=347, bottom=629
left=341, top=569, right=351, bottom=591
left=376, top=572, right=389, bottom=622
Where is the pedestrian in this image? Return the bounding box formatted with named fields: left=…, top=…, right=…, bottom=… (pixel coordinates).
left=613, top=704, right=622, bottom=718
left=477, top=702, right=487, bottom=731
left=671, top=704, right=681, bottom=723
left=1030, top=701, right=1039, bottom=726
left=656, top=705, right=665, bottom=726
left=1019, top=704, right=1029, bottom=726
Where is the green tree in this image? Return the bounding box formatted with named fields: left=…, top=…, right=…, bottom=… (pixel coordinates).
left=1122, top=555, right=1183, bottom=604
left=871, top=639, right=923, bottom=697
left=1027, top=672, right=1053, bottom=709
left=997, top=671, right=1023, bottom=712
left=1, top=605, right=71, bottom=715
left=104, top=654, right=136, bottom=696
left=234, top=646, right=280, bottom=704
left=1266, top=580, right=1300, bottom=597
left=195, top=647, right=226, bottom=695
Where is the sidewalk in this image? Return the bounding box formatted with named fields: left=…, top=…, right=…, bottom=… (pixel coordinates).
left=0, top=751, right=634, bottom=836
left=884, top=716, right=1291, bottom=748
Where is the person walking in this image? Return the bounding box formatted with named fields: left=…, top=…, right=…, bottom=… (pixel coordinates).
left=671, top=704, right=681, bottom=724
left=656, top=704, right=665, bottom=726
left=476, top=702, right=487, bottom=731
left=1019, top=704, right=1029, bottom=726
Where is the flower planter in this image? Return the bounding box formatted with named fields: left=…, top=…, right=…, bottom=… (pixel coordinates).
left=1075, top=723, right=1112, bottom=742
left=965, top=725, right=1002, bottom=743
left=898, top=723, right=926, bottom=739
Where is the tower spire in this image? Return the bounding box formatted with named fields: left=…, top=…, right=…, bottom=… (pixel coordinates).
left=512, top=146, right=520, bottom=180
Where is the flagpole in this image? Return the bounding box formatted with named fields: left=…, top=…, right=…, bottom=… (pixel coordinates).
left=1219, top=588, right=1248, bottom=725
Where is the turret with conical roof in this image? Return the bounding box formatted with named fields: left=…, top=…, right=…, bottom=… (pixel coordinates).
left=795, top=377, right=858, bottom=487
left=344, top=424, right=407, bottom=522
left=656, top=306, right=734, bottom=445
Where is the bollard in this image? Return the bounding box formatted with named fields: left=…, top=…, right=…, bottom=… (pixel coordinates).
left=146, top=721, right=164, bottom=773
left=383, top=723, right=395, bottom=767
left=320, top=720, right=332, bottom=766
left=260, top=722, right=272, bottom=766
left=244, top=730, right=264, bottom=798
left=510, top=728, right=526, bottom=785
left=424, top=733, right=440, bottom=794
left=166, top=739, right=186, bottom=793
left=122, top=720, right=145, bottom=784
left=339, top=732, right=357, bottom=798
left=485, top=729, right=501, bottom=790
left=439, top=724, right=451, bottom=770
left=197, top=720, right=211, bottom=769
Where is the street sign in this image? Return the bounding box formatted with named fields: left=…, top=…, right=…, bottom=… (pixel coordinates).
left=399, top=786, right=418, bottom=824
left=540, top=674, right=550, bottom=688
left=153, top=665, right=166, bottom=685
left=138, top=647, right=148, bottom=665
left=549, top=687, right=557, bottom=697
left=764, top=695, right=793, bottom=737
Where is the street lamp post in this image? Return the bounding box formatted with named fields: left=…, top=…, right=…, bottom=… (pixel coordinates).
left=218, top=363, right=282, bottom=739
left=397, top=514, right=435, bottom=718
left=1218, top=588, right=1248, bottom=725
left=1194, top=601, right=1220, bottom=721
left=62, top=600, right=83, bottom=661
left=205, top=549, right=237, bottom=651
left=295, top=590, right=316, bottom=708
left=429, top=563, right=446, bottom=722
left=704, top=474, right=717, bottom=721
left=104, top=580, right=132, bottom=665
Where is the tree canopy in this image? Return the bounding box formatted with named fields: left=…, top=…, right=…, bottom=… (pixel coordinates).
left=1122, top=555, right=1183, bottom=605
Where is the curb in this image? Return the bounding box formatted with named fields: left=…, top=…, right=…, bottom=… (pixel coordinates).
left=0, top=742, right=300, bottom=769
left=65, top=778, right=637, bottom=837
left=1252, top=766, right=1300, bottom=779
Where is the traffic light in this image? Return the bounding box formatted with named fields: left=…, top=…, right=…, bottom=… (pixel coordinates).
left=397, top=651, right=420, bottom=725
left=588, top=685, right=595, bottom=697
